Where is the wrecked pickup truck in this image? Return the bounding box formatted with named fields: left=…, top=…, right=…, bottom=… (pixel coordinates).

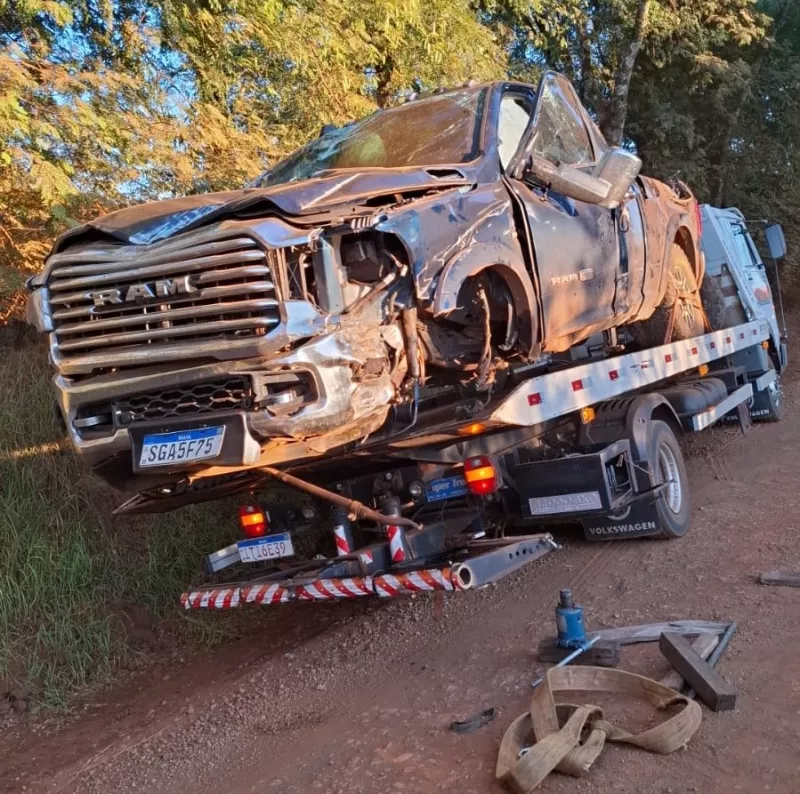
left=27, top=71, right=709, bottom=496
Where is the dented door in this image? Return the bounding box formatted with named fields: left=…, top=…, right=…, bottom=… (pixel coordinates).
left=514, top=183, right=620, bottom=343
left=508, top=73, right=621, bottom=346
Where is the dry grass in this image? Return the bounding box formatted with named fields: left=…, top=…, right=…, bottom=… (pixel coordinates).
left=0, top=332, right=243, bottom=708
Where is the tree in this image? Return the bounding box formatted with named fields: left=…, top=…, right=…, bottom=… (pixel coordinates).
left=604, top=0, right=651, bottom=145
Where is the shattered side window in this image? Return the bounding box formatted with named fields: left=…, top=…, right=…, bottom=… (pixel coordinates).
left=498, top=94, right=534, bottom=169
left=530, top=74, right=594, bottom=167
left=253, top=89, right=486, bottom=187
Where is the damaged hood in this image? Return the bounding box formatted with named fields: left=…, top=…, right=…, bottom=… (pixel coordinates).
left=52, top=168, right=473, bottom=251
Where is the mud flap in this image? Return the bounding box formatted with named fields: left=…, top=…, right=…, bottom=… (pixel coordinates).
left=581, top=499, right=663, bottom=541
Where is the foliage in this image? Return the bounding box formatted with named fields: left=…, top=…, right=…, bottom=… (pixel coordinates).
left=0, top=0, right=504, bottom=305
left=0, top=335, right=247, bottom=706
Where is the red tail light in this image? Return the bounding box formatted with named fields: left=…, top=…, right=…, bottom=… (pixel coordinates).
left=238, top=503, right=267, bottom=538
left=694, top=201, right=703, bottom=239
left=464, top=455, right=499, bottom=496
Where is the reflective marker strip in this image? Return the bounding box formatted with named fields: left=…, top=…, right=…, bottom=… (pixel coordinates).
left=182, top=587, right=241, bottom=609
left=182, top=568, right=462, bottom=608
left=333, top=524, right=351, bottom=556
left=528, top=393, right=542, bottom=406
left=387, top=525, right=407, bottom=563
left=243, top=583, right=291, bottom=604
left=374, top=569, right=454, bottom=597
left=296, top=578, right=374, bottom=600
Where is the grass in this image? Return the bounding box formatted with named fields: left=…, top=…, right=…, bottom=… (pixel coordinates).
left=0, top=332, right=243, bottom=708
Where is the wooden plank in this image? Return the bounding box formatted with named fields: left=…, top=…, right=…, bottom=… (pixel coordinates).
left=537, top=636, right=620, bottom=667
left=659, top=634, right=719, bottom=690
left=592, top=620, right=728, bottom=646
left=760, top=571, right=800, bottom=588
left=659, top=632, right=736, bottom=712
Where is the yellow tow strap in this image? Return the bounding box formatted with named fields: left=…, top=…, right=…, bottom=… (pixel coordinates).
left=496, top=666, right=703, bottom=793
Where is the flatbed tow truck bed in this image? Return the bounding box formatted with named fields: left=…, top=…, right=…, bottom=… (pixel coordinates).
left=178, top=205, right=788, bottom=610
left=181, top=315, right=780, bottom=609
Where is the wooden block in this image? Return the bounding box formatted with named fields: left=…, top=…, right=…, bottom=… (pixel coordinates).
left=760, top=571, right=800, bottom=588
left=659, top=633, right=719, bottom=691
left=659, top=632, right=736, bottom=712
left=537, top=636, right=621, bottom=667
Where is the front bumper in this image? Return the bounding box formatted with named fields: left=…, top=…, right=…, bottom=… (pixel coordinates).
left=56, top=328, right=399, bottom=482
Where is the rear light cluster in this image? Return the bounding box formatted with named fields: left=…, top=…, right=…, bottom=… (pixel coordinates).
left=464, top=455, right=499, bottom=496
left=238, top=503, right=268, bottom=538
left=694, top=201, right=704, bottom=239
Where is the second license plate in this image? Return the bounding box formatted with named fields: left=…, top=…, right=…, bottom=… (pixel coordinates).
left=238, top=533, right=295, bottom=563
left=425, top=474, right=469, bottom=502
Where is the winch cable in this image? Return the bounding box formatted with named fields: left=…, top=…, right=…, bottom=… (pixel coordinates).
left=258, top=466, right=422, bottom=531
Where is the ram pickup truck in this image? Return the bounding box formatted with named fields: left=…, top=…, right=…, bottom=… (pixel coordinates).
left=26, top=71, right=707, bottom=495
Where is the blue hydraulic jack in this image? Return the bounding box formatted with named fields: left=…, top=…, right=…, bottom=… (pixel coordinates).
left=556, top=588, right=586, bottom=648
left=536, top=587, right=621, bottom=668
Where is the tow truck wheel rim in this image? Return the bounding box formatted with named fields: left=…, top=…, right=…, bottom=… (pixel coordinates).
left=657, top=442, right=682, bottom=514
left=769, top=380, right=782, bottom=409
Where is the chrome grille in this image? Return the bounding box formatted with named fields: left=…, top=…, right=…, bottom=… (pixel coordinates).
left=114, top=377, right=254, bottom=424
left=46, top=229, right=279, bottom=359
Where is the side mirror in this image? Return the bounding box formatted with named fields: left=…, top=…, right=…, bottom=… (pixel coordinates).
left=765, top=223, right=787, bottom=260
left=594, top=148, right=642, bottom=209
left=523, top=147, right=641, bottom=209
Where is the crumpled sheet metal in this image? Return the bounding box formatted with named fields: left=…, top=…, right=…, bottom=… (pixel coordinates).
left=496, top=666, right=703, bottom=793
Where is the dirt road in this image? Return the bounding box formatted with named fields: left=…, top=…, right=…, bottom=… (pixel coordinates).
left=4, top=366, right=800, bottom=794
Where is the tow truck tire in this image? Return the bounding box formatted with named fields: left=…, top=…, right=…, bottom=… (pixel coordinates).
left=699, top=275, right=727, bottom=331
left=755, top=373, right=783, bottom=423
left=646, top=420, right=691, bottom=539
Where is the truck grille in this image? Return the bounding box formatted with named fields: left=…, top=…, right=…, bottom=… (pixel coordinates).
left=46, top=229, right=279, bottom=360
left=114, top=377, right=254, bottom=424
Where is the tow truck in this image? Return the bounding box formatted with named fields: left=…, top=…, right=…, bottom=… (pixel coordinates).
left=176, top=207, right=788, bottom=610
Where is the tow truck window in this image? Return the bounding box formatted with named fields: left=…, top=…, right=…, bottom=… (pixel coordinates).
left=530, top=74, right=594, bottom=166
left=730, top=222, right=762, bottom=268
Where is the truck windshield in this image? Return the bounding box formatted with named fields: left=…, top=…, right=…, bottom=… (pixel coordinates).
left=252, top=89, right=485, bottom=187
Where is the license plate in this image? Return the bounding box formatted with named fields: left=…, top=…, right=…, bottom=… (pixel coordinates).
left=139, top=426, right=225, bottom=467
left=425, top=474, right=469, bottom=502
left=238, top=533, right=295, bottom=563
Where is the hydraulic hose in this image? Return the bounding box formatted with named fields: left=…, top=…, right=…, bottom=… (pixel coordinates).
left=258, top=466, right=422, bottom=531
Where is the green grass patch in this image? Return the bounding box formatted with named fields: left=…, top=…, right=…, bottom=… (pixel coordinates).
left=0, top=336, right=242, bottom=708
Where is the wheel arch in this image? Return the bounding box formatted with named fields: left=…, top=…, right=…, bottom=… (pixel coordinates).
left=624, top=393, right=683, bottom=462
left=673, top=224, right=703, bottom=282
left=654, top=214, right=700, bottom=306
left=432, top=249, right=541, bottom=360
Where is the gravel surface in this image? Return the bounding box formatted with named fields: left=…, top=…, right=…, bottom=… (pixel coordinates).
left=3, top=338, right=800, bottom=794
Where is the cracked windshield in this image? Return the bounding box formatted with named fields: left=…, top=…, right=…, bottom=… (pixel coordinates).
left=254, top=89, right=485, bottom=187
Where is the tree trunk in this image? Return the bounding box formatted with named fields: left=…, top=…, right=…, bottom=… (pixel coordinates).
left=577, top=19, right=594, bottom=103
left=375, top=54, right=394, bottom=109
left=603, top=0, right=651, bottom=145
